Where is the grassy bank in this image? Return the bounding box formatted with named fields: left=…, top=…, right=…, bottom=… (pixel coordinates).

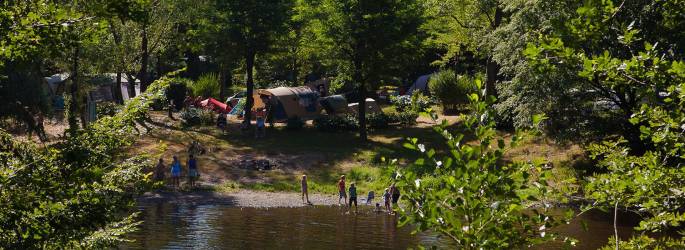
left=129, top=110, right=585, bottom=197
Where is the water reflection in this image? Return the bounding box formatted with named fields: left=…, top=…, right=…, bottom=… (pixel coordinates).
left=122, top=202, right=444, bottom=249
left=123, top=201, right=637, bottom=249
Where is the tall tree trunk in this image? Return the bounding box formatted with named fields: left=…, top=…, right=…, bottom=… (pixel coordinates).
left=139, top=27, right=150, bottom=92
left=244, top=50, right=256, bottom=127
left=219, top=65, right=231, bottom=100
left=355, top=58, right=367, bottom=141
left=68, top=42, right=80, bottom=134
left=126, top=73, right=137, bottom=98
left=485, top=7, right=503, bottom=97
left=113, top=71, right=123, bottom=104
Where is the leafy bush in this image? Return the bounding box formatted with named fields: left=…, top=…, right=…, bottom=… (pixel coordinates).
left=394, top=88, right=570, bottom=249
left=314, top=114, right=359, bottom=132
left=286, top=116, right=304, bottom=130
left=429, top=70, right=477, bottom=109
left=166, top=78, right=190, bottom=110
left=189, top=73, right=220, bottom=98
left=180, top=107, right=215, bottom=127
left=390, top=95, right=411, bottom=112
left=96, top=102, right=121, bottom=118
left=366, top=112, right=390, bottom=129
left=386, top=111, right=418, bottom=126
left=392, top=92, right=433, bottom=113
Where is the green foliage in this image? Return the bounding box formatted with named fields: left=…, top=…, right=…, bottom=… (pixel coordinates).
left=393, top=87, right=573, bottom=248
left=189, top=73, right=220, bottom=98
left=391, top=92, right=433, bottom=113
left=429, top=70, right=477, bottom=108
left=366, top=112, right=390, bottom=129
left=314, top=114, right=359, bottom=132
left=286, top=116, right=305, bottom=130
left=180, top=107, right=215, bottom=127
left=386, top=111, right=419, bottom=127
left=0, top=70, right=179, bottom=248
left=96, top=101, right=122, bottom=118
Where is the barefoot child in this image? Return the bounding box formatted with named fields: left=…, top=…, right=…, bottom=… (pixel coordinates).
left=338, top=175, right=347, bottom=206
left=171, top=156, right=182, bottom=189
left=348, top=183, right=358, bottom=213
left=301, top=175, right=310, bottom=204
left=383, top=188, right=391, bottom=213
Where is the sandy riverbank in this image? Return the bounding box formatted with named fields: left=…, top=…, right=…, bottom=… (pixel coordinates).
left=137, top=189, right=375, bottom=208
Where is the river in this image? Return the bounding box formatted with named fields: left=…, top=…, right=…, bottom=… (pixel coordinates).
left=121, top=201, right=639, bottom=249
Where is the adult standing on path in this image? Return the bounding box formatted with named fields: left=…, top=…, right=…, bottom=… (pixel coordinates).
left=338, top=175, right=347, bottom=206
left=171, top=156, right=182, bottom=189
left=187, top=154, right=198, bottom=188
left=301, top=175, right=310, bottom=204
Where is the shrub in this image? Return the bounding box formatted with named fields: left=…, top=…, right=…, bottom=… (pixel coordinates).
left=386, top=111, right=418, bottom=126
left=96, top=102, right=121, bottom=118
left=286, top=116, right=304, bottom=130
left=189, top=73, right=220, bottom=98
left=180, top=107, right=215, bottom=127
left=314, top=114, right=359, bottom=132
left=366, top=112, right=390, bottom=129
left=390, top=95, right=411, bottom=112
left=166, top=78, right=190, bottom=110
left=392, top=92, right=433, bottom=113
left=429, top=70, right=477, bottom=109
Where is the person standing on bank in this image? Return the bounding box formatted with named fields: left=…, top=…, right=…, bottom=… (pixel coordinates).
left=349, top=183, right=358, bottom=213
left=301, top=175, right=311, bottom=204
left=187, top=154, right=198, bottom=188
left=170, top=156, right=182, bottom=189
left=338, top=175, right=347, bottom=206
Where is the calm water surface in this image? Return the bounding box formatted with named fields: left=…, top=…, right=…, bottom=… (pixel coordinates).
left=122, top=201, right=638, bottom=249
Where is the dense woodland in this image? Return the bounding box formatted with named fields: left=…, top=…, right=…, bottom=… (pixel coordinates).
left=1, top=0, right=684, bottom=249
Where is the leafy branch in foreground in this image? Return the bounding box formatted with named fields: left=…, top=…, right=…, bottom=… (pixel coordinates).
left=392, top=79, right=575, bottom=249
left=0, top=69, right=181, bottom=249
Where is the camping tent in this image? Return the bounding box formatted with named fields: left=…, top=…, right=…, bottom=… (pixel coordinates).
left=320, top=95, right=349, bottom=115
left=200, top=98, right=230, bottom=113
left=254, top=86, right=322, bottom=121
left=408, top=74, right=432, bottom=95
left=347, top=98, right=381, bottom=114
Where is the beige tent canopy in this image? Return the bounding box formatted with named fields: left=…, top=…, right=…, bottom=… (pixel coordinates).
left=254, top=86, right=323, bottom=121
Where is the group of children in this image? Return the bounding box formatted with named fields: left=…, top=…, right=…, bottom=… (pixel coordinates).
left=300, top=174, right=400, bottom=214
left=154, top=154, right=200, bottom=189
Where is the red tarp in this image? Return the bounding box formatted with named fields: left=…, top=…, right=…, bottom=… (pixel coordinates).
left=200, top=98, right=230, bottom=113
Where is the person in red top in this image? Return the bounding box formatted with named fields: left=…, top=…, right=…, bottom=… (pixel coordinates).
left=338, top=175, right=347, bottom=206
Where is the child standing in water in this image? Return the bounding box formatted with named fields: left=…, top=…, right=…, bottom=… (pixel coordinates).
left=348, top=183, right=358, bottom=213
left=366, top=190, right=375, bottom=205
left=170, top=156, right=182, bottom=189
left=187, top=154, right=198, bottom=188
left=301, top=175, right=310, bottom=204
left=383, top=188, right=391, bottom=213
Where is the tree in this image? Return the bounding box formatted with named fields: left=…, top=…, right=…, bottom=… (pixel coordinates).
left=395, top=82, right=574, bottom=248
left=0, top=70, right=180, bottom=249
left=424, top=0, right=503, bottom=97
left=525, top=0, right=685, bottom=153
left=309, top=0, right=424, bottom=141
left=213, top=0, right=293, bottom=126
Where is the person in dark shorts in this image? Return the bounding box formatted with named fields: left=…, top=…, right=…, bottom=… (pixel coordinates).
left=348, top=183, right=358, bottom=213
left=338, top=175, right=347, bottom=206
left=383, top=188, right=391, bottom=213
left=153, top=158, right=166, bottom=182
left=390, top=183, right=400, bottom=213
left=187, top=154, right=198, bottom=188
left=301, top=175, right=310, bottom=204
